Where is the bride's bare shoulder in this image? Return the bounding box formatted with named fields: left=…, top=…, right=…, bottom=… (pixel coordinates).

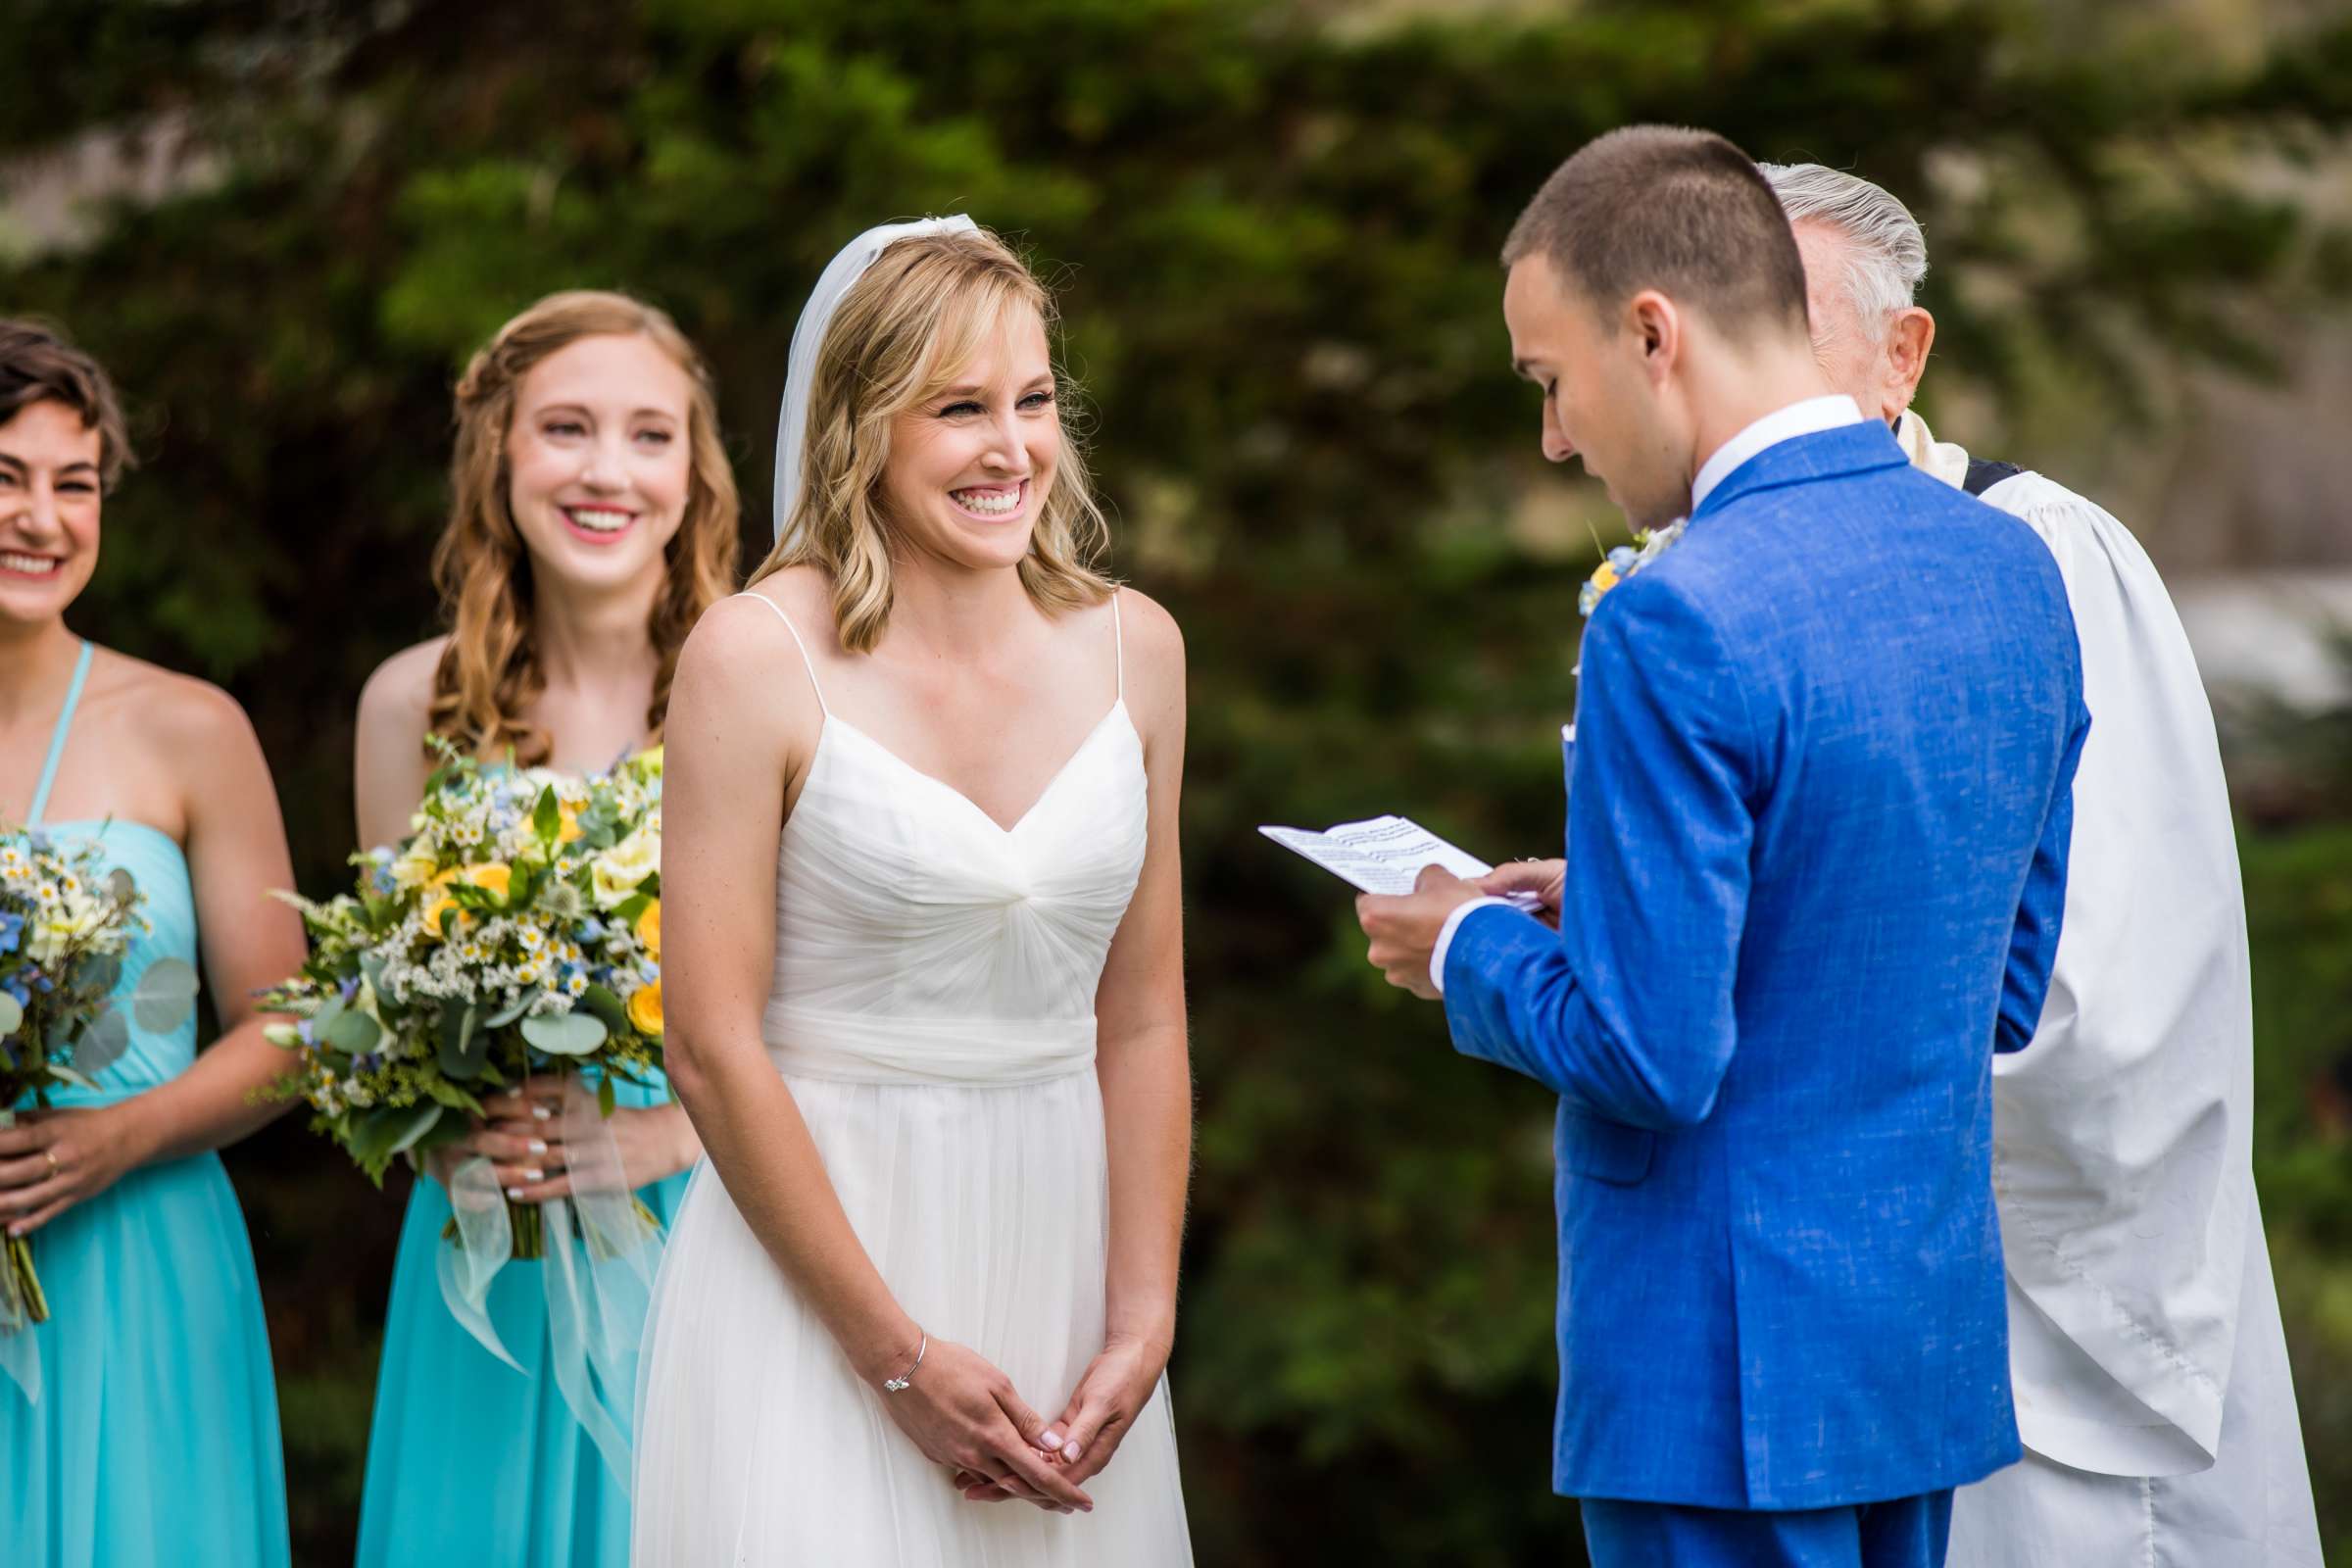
left=703, top=567, right=839, bottom=650
left=673, top=571, right=834, bottom=735
left=1107, top=586, right=1185, bottom=740
left=1109, top=586, right=1184, bottom=678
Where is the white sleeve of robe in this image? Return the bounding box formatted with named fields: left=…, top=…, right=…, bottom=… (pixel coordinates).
left=1975, top=469, right=2255, bottom=1476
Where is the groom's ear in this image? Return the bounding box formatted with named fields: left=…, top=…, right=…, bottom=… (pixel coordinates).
left=1629, top=289, right=1680, bottom=378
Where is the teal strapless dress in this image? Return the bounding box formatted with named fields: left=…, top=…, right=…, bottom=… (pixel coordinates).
left=2, top=643, right=291, bottom=1567
left=356, top=753, right=687, bottom=1566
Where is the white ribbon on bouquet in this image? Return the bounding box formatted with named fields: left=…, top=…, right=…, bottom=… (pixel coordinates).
left=435, top=1074, right=662, bottom=1488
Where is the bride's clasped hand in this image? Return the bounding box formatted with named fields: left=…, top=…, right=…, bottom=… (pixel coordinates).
left=940, top=1330, right=1174, bottom=1504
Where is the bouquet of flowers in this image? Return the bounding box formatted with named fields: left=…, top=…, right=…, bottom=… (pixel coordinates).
left=261, top=743, right=666, bottom=1259
left=0, top=828, right=197, bottom=1343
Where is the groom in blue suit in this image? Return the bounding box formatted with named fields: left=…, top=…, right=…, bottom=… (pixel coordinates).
left=1357, top=127, right=2089, bottom=1567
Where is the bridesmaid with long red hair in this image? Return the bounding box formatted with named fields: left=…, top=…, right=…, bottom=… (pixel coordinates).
left=352, top=290, right=738, bottom=1567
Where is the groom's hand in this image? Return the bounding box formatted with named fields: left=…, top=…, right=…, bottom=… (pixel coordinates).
left=1478, top=858, right=1566, bottom=928
left=1356, top=864, right=1480, bottom=1000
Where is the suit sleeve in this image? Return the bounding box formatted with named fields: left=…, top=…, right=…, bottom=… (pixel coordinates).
left=1996, top=694, right=2088, bottom=1054
left=1441, top=579, right=1757, bottom=1128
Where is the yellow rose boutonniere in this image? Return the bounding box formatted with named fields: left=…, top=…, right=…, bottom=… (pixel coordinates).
left=1580, top=518, right=1687, bottom=616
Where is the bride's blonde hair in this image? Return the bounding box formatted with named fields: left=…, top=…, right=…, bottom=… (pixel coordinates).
left=429, top=290, right=741, bottom=763
left=748, top=228, right=1112, bottom=651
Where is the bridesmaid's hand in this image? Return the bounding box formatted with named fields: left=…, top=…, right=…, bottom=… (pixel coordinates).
left=872, top=1334, right=1094, bottom=1515
left=1027, top=1332, right=1171, bottom=1488
left=426, top=1083, right=699, bottom=1201
left=0, top=1103, right=155, bottom=1236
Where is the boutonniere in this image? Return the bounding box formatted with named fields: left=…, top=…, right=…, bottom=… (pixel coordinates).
left=1580, top=519, right=1687, bottom=616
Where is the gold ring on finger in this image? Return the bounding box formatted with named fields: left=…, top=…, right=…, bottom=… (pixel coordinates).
left=44, top=1151, right=60, bottom=1177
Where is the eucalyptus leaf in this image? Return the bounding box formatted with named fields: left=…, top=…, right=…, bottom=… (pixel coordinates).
left=533, top=784, right=562, bottom=845
left=72, top=952, right=122, bottom=998
left=358, top=952, right=386, bottom=997
left=0, top=992, right=22, bottom=1036
left=483, top=991, right=538, bottom=1029
left=387, top=1102, right=443, bottom=1155
left=437, top=1002, right=486, bottom=1078
left=129, top=956, right=201, bottom=1032
left=577, top=985, right=629, bottom=1033
left=47, top=1061, right=98, bottom=1093
left=520, top=1011, right=606, bottom=1057
left=105, top=868, right=135, bottom=903
left=71, top=1007, right=129, bottom=1077
left=349, top=1103, right=439, bottom=1183
left=321, top=1006, right=381, bottom=1056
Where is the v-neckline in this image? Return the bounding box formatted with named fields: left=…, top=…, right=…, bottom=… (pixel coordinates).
left=817, top=700, right=1133, bottom=837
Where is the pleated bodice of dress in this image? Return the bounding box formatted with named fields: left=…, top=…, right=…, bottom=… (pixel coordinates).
left=762, top=700, right=1148, bottom=1088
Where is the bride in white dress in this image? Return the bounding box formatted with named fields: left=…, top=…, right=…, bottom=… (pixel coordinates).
left=634, top=218, right=1195, bottom=1563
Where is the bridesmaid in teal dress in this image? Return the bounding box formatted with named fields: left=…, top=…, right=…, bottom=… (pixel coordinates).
left=0, top=323, right=306, bottom=1564
left=353, top=290, right=740, bottom=1567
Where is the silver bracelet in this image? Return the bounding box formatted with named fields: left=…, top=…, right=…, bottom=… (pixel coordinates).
left=883, top=1332, right=927, bottom=1394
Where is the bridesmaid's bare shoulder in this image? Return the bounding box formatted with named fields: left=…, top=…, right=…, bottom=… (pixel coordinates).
left=74, top=644, right=272, bottom=838
left=85, top=645, right=255, bottom=749
left=356, top=636, right=448, bottom=741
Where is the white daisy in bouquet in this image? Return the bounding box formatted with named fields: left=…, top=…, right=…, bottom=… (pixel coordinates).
left=261, top=742, right=666, bottom=1259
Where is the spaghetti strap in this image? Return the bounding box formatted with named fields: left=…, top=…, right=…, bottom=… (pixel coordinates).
left=25, top=640, right=94, bottom=827
left=1110, top=589, right=1125, bottom=704
left=730, top=591, right=830, bottom=717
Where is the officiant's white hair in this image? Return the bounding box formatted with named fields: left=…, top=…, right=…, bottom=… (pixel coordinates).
left=1760, top=163, right=1928, bottom=324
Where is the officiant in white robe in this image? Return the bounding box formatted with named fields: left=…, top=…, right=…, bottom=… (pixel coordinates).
left=1762, top=162, right=2324, bottom=1567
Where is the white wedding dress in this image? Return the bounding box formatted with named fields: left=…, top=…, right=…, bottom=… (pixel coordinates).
left=633, top=593, right=1193, bottom=1565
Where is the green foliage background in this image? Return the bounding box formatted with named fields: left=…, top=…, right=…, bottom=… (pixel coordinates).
left=6, top=1, right=2350, bottom=1559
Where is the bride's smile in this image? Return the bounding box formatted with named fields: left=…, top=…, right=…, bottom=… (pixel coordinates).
left=882, top=312, right=1060, bottom=572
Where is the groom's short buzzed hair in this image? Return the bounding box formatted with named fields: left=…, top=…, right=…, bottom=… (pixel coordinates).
left=1503, top=126, right=1809, bottom=339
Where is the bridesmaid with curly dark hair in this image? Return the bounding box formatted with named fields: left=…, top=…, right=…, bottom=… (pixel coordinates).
left=0, top=319, right=305, bottom=1566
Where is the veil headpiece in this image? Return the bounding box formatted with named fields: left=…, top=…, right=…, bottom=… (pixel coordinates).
left=770, top=215, right=980, bottom=547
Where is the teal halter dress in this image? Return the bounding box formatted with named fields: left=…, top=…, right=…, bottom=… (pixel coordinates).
left=1, top=642, right=292, bottom=1566
left=355, top=753, right=689, bottom=1568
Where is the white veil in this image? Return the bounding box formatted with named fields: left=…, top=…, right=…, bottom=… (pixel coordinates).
left=770, top=215, right=980, bottom=548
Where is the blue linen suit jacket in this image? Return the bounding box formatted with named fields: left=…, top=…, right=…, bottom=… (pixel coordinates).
left=1443, top=420, right=2089, bottom=1512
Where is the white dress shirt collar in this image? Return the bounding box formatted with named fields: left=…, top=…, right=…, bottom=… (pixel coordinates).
left=1690, top=394, right=1867, bottom=513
